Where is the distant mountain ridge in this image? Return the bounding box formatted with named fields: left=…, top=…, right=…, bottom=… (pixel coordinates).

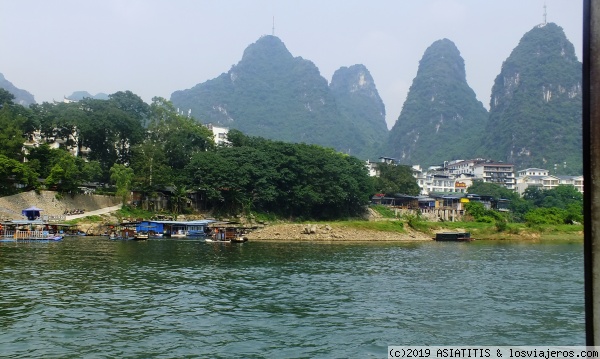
left=3, top=23, right=581, bottom=173
left=0, top=73, right=36, bottom=106
left=67, top=91, right=109, bottom=101
left=170, top=35, right=388, bottom=158
left=171, top=30, right=582, bottom=169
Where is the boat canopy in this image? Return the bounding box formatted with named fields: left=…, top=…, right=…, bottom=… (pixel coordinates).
left=22, top=206, right=43, bottom=220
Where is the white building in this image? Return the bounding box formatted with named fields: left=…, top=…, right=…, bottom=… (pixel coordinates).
left=471, top=162, right=516, bottom=190
left=557, top=175, right=584, bottom=193
left=365, top=157, right=400, bottom=177
left=446, top=159, right=516, bottom=190
left=515, top=168, right=584, bottom=195
left=206, top=124, right=230, bottom=146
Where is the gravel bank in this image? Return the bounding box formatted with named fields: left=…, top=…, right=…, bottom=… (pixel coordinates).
left=246, top=223, right=433, bottom=241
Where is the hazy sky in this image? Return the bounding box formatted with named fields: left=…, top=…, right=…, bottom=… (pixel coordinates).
left=0, top=0, right=583, bottom=129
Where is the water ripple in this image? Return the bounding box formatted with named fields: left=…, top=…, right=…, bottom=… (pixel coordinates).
left=0, top=238, right=584, bottom=357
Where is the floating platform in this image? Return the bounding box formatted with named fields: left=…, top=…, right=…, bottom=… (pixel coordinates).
left=434, top=232, right=473, bottom=242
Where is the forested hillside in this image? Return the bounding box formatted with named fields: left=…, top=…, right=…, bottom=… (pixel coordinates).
left=329, top=64, right=388, bottom=159
left=481, top=22, right=582, bottom=175
left=170, top=35, right=387, bottom=159
left=385, top=39, right=488, bottom=167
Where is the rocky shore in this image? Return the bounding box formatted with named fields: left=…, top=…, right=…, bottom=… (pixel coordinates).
left=246, top=223, right=433, bottom=241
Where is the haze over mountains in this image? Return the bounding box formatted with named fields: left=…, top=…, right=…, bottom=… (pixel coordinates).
left=0, top=73, right=36, bottom=106
left=1, top=22, right=582, bottom=174
left=170, top=35, right=387, bottom=159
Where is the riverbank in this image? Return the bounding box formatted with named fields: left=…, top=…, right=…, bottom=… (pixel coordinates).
left=0, top=192, right=584, bottom=241
left=246, top=222, right=433, bottom=241
left=246, top=221, right=583, bottom=241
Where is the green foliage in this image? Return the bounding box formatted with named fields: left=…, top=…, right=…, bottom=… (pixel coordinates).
left=0, top=154, right=38, bottom=195
left=339, top=220, right=405, bottom=233
left=66, top=215, right=103, bottom=225
left=495, top=219, right=508, bottom=232
left=0, top=103, right=27, bottom=160
left=403, top=212, right=429, bottom=232
left=117, top=205, right=155, bottom=220
left=185, top=132, right=371, bottom=220
left=464, top=201, right=507, bottom=226
left=372, top=163, right=420, bottom=196
left=385, top=39, right=489, bottom=167
left=464, top=202, right=486, bottom=221
left=467, top=181, right=518, bottom=201
left=371, top=205, right=397, bottom=218
left=524, top=207, right=568, bottom=225
left=483, top=23, right=582, bottom=174
left=45, top=151, right=83, bottom=193
left=148, top=97, right=215, bottom=172
left=523, top=185, right=582, bottom=210
left=521, top=185, right=583, bottom=225
left=110, top=164, right=134, bottom=204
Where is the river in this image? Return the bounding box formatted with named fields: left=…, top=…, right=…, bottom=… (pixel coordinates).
left=0, top=237, right=584, bottom=358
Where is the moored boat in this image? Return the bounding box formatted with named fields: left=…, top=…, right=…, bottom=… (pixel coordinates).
left=133, top=231, right=149, bottom=240
left=434, top=232, right=473, bottom=242
left=208, top=225, right=249, bottom=243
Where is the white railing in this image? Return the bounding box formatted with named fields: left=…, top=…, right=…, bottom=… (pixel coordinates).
left=3, top=230, right=52, bottom=239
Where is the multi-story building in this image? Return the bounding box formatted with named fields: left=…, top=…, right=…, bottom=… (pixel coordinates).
left=515, top=168, right=584, bottom=195
left=472, top=162, right=516, bottom=190
left=445, top=159, right=516, bottom=190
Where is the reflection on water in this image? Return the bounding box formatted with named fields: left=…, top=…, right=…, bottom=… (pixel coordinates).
left=0, top=238, right=584, bottom=358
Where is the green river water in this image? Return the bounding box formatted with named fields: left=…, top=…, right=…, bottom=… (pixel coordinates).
left=0, top=237, right=584, bottom=358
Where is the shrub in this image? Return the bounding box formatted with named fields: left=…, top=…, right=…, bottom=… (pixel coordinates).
left=371, top=205, right=397, bottom=218
left=403, top=212, right=429, bottom=232
left=495, top=219, right=508, bottom=232
left=525, top=207, right=567, bottom=226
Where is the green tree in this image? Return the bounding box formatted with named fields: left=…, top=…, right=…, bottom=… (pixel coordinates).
left=372, top=163, right=420, bottom=196
left=31, top=102, right=83, bottom=151
left=110, top=164, right=134, bottom=204
left=0, top=154, right=38, bottom=195
left=81, top=160, right=104, bottom=183
left=45, top=152, right=82, bottom=193
left=148, top=97, right=215, bottom=171
left=0, top=88, right=15, bottom=105
left=108, top=91, right=150, bottom=126
left=78, top=97, right=145, bottom=171
left=130, top=139, right=171, bottom=195
left=467, top=181, right=532, bottom=221
left=464, top=201, right=504, bottom=223
left=185, top=133, right=372, bottom=219
left=25, top=144, right=64, bottom=179
left=0, top=103, right=27, bottom=160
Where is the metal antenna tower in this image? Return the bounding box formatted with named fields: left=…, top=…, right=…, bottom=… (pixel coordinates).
left=272, top=16, right=275, bottom=36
